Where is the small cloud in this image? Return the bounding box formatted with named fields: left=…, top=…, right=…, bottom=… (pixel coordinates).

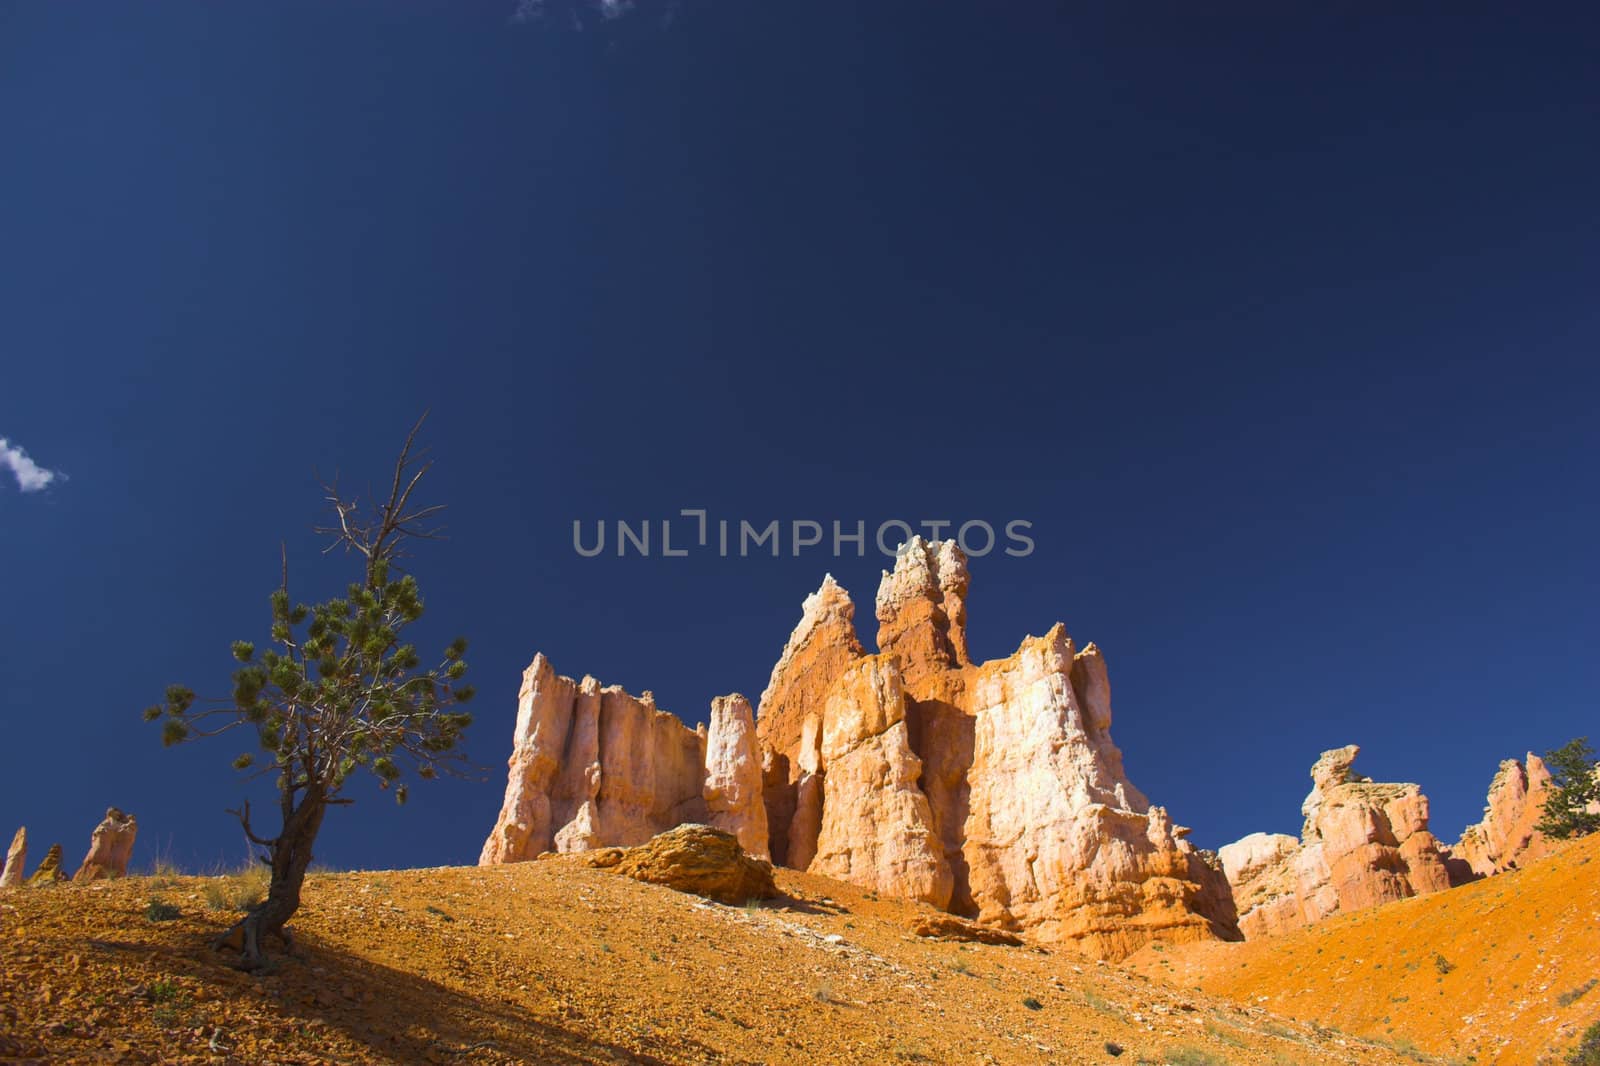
left=0, top=436, right=62, bottom=493
left=510, top=0, right=544, bottom=23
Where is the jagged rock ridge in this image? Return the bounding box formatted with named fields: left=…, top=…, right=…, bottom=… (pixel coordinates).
left=755, top=538, right=1238, bottom=959
left=480, top=655, right=767, bottom=864
left=483, top=540, right=1238, bottom=959
left=1220, top=745, right=1451, bottom=938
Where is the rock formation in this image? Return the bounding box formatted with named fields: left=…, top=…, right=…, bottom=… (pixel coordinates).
left=908, top=912, right=1024, bottom=946
left=1222, top=745, right=1452, bottom=938
left=481, top=655, right=765, bottom=865
left=1448, top=754, right=1556, bottom=881
left=1217, top=832, right=1301, bottom=939
left=807, top=655, right=952, bottom=906
left=482, top=539, right=1239, bottom=958
left=601, top=824, right=777, bottom=905
left=26, top=843, right=66, bottom=886
left=73, top=807, right=138, bottom=882
left=756, top=574, right=865, bottom=866
left=702, top=695, right=769, bottom=859
left=0, top=827, right=24, bottom=888
left=757, top=538, right=1238, bottom=959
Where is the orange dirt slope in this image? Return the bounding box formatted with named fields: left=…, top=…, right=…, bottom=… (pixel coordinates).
left=1125, top=830, right=1600, bottom=1065
left=0, top=857, right=1424, bottom=1065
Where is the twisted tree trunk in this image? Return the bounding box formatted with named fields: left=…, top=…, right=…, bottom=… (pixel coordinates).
left=216, top=784, right=328, bottom=970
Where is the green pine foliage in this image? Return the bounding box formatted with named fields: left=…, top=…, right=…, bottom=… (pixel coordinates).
left=142, top=416, right=472, bottom=966
left=1536, top=737, right=1600, bottom=841
left=147, top=556, right=473, bottom=800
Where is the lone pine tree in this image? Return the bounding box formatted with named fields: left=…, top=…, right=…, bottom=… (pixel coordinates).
left=1536, top=736, right=1600, bottom=841
left=147, top=416, right=474, bottom=969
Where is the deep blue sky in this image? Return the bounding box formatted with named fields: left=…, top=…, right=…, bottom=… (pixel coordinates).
left=3, top=2, right=1596, bottom=874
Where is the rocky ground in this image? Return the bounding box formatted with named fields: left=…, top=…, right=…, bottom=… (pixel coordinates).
left=1, top=858, right=1420, bottom=1065
left=1126, top=831, right=1600, bottom=1066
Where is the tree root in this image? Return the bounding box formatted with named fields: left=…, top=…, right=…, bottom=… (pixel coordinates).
left=213, top=906, right=294, bottom=970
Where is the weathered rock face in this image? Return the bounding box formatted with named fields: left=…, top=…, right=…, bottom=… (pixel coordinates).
left=26, top=843, right=65, bottom=886
left=480, top=655, right=711, bottom=864
left=1449, top=754, right=1556, bottom=881
left=607, top=824, right=777, bottom=905
left=0, top=827, right=25, bottom=888
left=73, top=807, right=138, bottom=882
left=483, top=538, right=1238, bottom=958
left=908, top=912, right=1024, bottom=946
left=1218, top=833, right=1302, bottom=940
left=874, top=538, right=970, bottom=687
left=480, top=656, right=785, bottom=866
left=808, top=655, right=953, bottom=906
left=755, top=574, right=865, bottom=866
left=702, top=695, right=769, bottom=859
left=757, top=537, right=1239, bottom=959
left=1221, top=746, right=1452, bottom=937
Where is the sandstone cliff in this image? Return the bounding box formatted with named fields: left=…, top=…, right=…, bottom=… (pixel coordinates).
left=483, top=540, right=1239, bottom=958
left=1447, top=753, right=1555, bottom=881
left=1221, top=745, right=1452, bottom=938
left=480, top=655, right=770, bottom=864
left=757, top=538, right=1239, bottom=959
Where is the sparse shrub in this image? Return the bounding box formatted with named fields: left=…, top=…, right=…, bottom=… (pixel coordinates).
left=1022, top=996, right=1042, bottom=1011
left=144, top=899, right=181, bottom=922
left=146, top=979, right=193, bottom=1029
left=1166, top=1046, right=1227, bottom=1066
left=1559, top=979, right=1598, bottom=1007
left=1205, top=1021, right=1247, bottom=1048
left=1569, top=1020, right=1600, bottom=1066
left=814, top=982, right=835, bottom=1003
left=146, top=979, right=181, bottom=1002
left=1434, top=952, right=1456, bottom=975
left=950, top=956, right=971, bottom=975
left=202, top=865, right=269, bottom=912
left=1082, top=989, right=1118, bottom=1015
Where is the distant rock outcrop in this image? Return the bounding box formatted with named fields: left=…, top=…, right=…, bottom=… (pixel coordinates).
left=73, top=807, right=138, bottom=882
left=606, top=824, right=777, bottom=905
left=1222, top=745, right=1452, bottom=938
left=0, top=827, right=24, bottom=888
left=1448, top=754, right=1556, bottom=881
left=26, top=843, right=66, bottom=886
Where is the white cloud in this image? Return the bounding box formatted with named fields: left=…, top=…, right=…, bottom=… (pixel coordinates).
left=0, top=436, right=61, bottom=493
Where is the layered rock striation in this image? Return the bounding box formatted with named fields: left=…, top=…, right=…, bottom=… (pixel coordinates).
left=483, top=539, right=1239, bottom=959
left=756, top=538, right=1238, bottom=958
left=1448, top=754, right=1556, bottom=881
left=1221, top=745, right=1452, bottom=938
left=480, top=655, right=768, bottom=865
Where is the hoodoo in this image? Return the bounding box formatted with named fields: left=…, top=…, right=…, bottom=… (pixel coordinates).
left=483, top=540, right=1240, bottom=959
left=1220, top=745, right=1452, bottom=938
left=757, top=539, right=1237, bottom=958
